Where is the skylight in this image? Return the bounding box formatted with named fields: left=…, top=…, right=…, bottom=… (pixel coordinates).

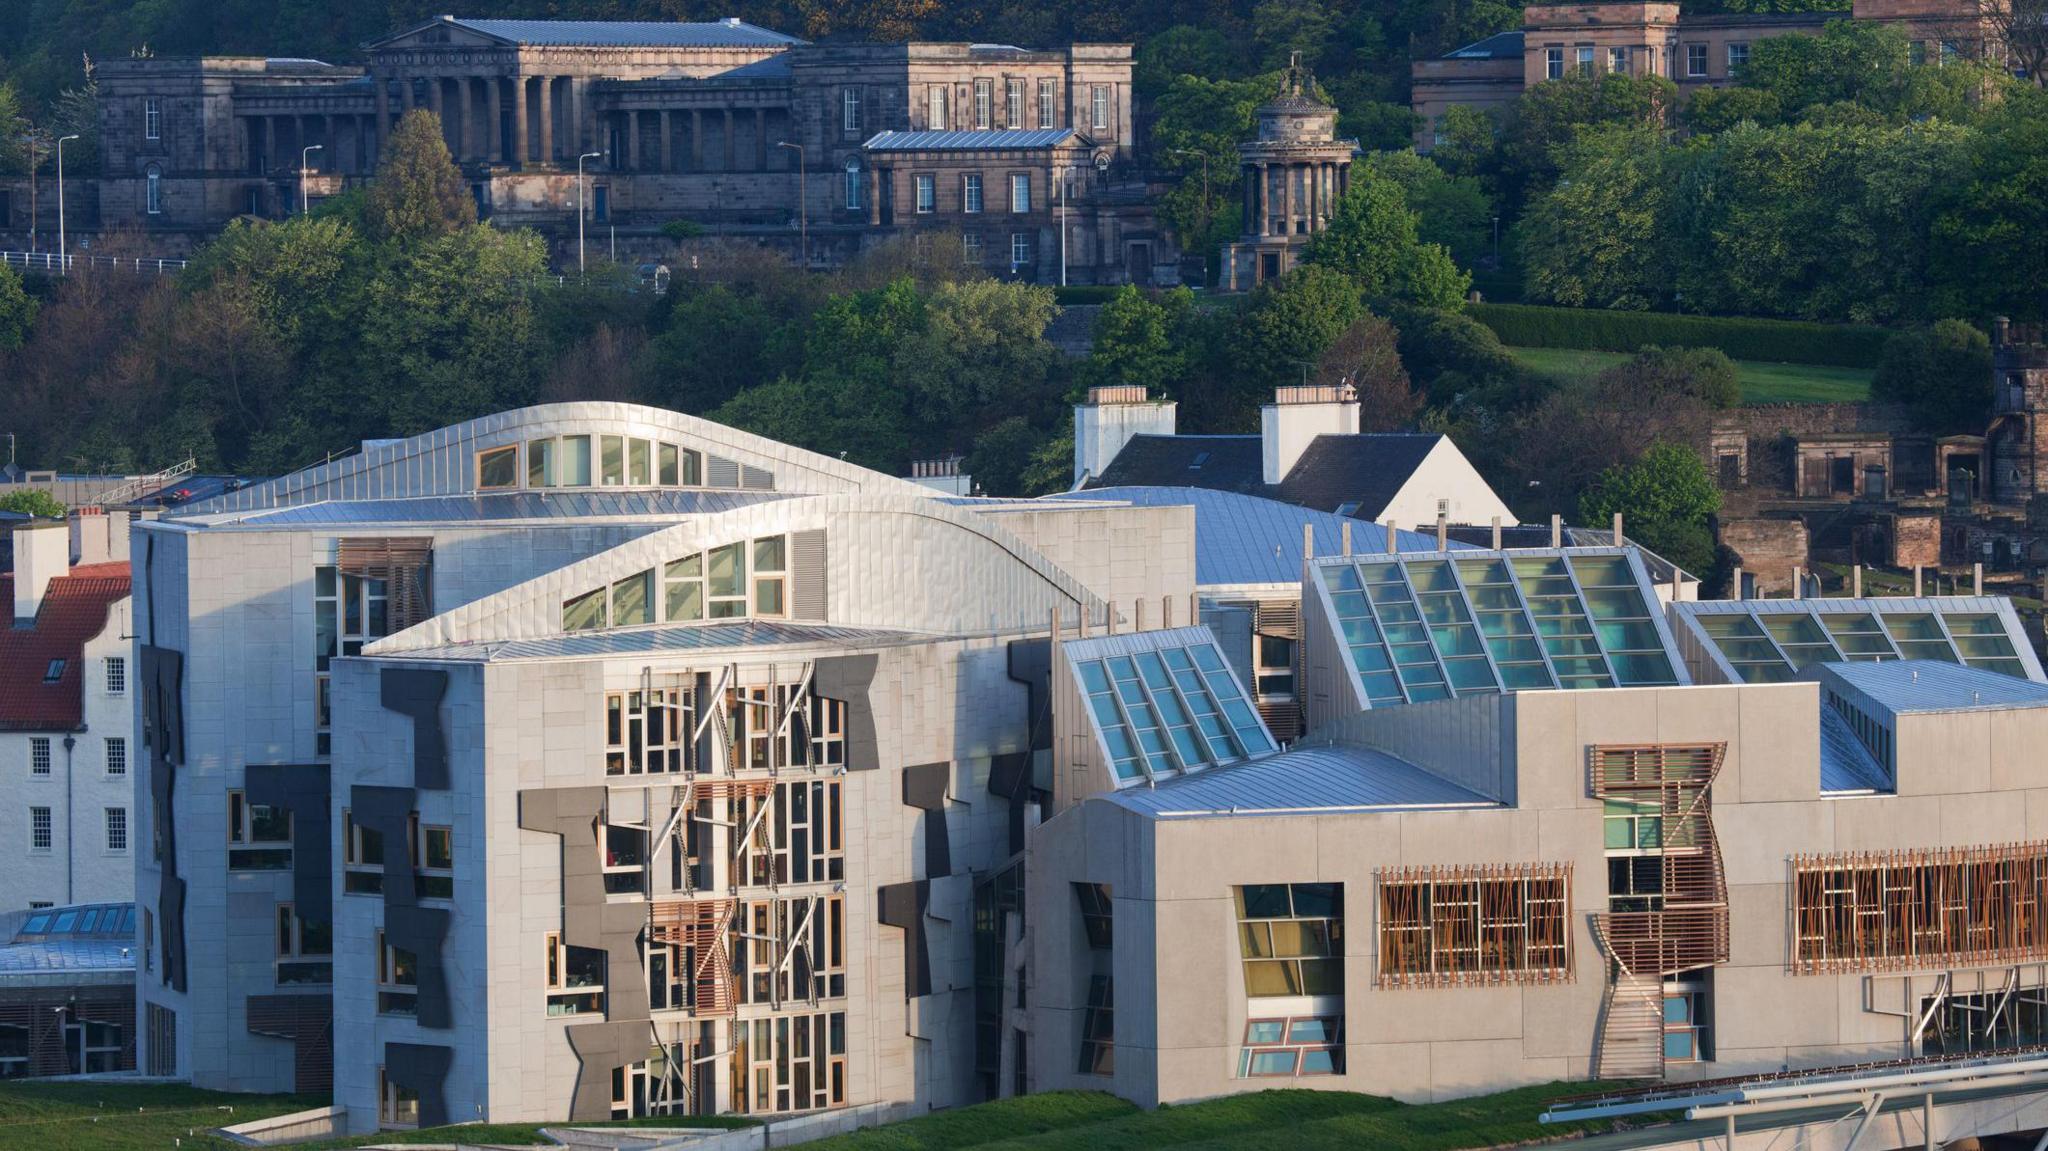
left=1067, top=630, right=1276, bottom=785
left=1311, top=548, right=1683, bottom=708
left=1673, top=600, right=2039, bottom=684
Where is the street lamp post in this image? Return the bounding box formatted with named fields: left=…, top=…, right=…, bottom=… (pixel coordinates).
left=56, top=134, right=79, bottom=273
left=776, top=141, right=806, bottom=267
left=576, top=151, right=602, bottom=274
left=1057, top=164, right=1068, bottom=286
left=300, top=143, right=324, bottom=215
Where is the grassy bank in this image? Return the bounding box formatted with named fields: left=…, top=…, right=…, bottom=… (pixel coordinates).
left=1510, top=346, right=1873, bottom=405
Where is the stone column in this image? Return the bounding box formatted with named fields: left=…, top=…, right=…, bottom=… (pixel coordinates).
left=627, top=110, right=641, bottom=171
left=322, top=113, right=336, bottom=171
left=427, top=74, right=444, bottom=131
left=513, top=76, right=529, bottom=166
left=538, top=75, right=554, bottom=164
left=375, top=75, right=390, bottom=147
left=691, top=109, right=704, bottom=170
left=869, top=166, right=884, bottom=226
left=755, top=108, right=768, bottom=170
left=487, top=77, right=503, bottom=163
left=723, top=109, right=735, bottom=170
left=562, top=77, right=579, bottom=156
left=659, top=110, right=672, bottom=173
left=263, top=116, right=277, bottom=173
left=456, top=76, right=472, bottom=161
left=1245, top=161, right=1261, bottom=235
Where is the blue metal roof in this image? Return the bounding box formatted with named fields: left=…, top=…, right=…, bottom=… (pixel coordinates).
left=1809, top=659, right=2048, bottom=716
left=0, top=937, right=136, bottom=975
left=864, top=128, right=1079, bottom=152
left=202, top=489, right=792, bottom=527
left=1046, top=486, right=1454, bottom=587
left=1, top=903, right=138, bottom=979
left=1818, top=706, right=1891, bottom=794
left=1103, top=744, right=1495, bottom=820
left=379, top=620, right=929, bottom=663
left=1445, top=30, right=1525, bottom=59
left=448, top=18, right=801, bottom=47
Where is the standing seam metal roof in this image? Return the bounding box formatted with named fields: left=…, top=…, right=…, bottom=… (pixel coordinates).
left=193, top=489, right=794, bottom=527
left=376, top=620, right=935, bottom=663
left=1103, top=744, right=1494, bottom=819
left=1811, top=659, right=2048, bottom=715
left=1044, top=486, right=1457, bottom=586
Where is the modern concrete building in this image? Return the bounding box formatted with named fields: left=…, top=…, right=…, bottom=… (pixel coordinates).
left=0, top=902, right=139, bottom=1078
left=126, top=398, right=2048, bottom=1137
left=2, top=519, right=136, bottom=914
left=10, top=17, right=1172, bottom=284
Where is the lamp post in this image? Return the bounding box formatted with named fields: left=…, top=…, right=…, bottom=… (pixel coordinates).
left=1056, top=164, right=1068, bottom=286
left=56, top=134, right=79, bottom=273
left=576, top=150, right=602, bottom=274
left=300, top=143, right=324, bottom=215
left=776, top=141, right=806, bottom=267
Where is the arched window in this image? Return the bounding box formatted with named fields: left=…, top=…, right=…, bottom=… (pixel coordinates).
left=843, top=158, right=862, bottom=212
left=145, top=165, right=163, bottom=215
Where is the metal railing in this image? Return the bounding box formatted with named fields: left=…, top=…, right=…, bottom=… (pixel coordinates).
left=1, top=250, right=190, bottom=276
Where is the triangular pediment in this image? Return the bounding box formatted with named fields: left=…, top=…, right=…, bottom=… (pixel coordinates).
left=366, top=19, right=511, bottom=52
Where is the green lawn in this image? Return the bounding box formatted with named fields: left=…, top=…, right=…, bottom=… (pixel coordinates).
left=1510, top=345, right=1874, bottom=405
left=797, top=1083, right=1639, bottom=1151
left=0, top=1082, right=326, bottom=1151
left=297, top=1113, right=757, bottom=1148
left=0, top=1081, right=1641, bottom=1150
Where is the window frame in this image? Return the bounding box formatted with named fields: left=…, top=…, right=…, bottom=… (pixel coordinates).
left=343, top=808, right=386, bottom=895
left=1010, top=172, right=1031, bottom=214
left=842, top=87, right=861, bottom=136
left=1010, top=232, right=1031, bottom=269
left=844, top=158, right=862, bottom=211
left=1038, top=77, right=1057, bottom=129
left=145, top=96, right=163, bottom=141
left=227, top=788, right=294, bottom=872
left=975, top=78, right=993, bottom=130
left=105, top=656, right=126, bottom=696
left=145, top=165, right=163, bottom=215
left=927, top=84, right=948, bottom=131
left=915, top=173, right=936, bottom=214
left=376, top=929, right=420, bottom=1016
left=476, top=444, right=520, bottom=489
left=378, top=1066, right=420, bottom=1129
left=1238, top=1016, right=1344, bottom=1078
left=963, top=172, right=983, bottom=214
left=31, top=805, right=52, bottom=853
left=105, top=806, right=128, bottom=854
left=1545, top=46, right=1565, bottom=80
left=1685, top=42, right=1709, bottom=78
left=544, top=931, right=609, bottom=1016
left=30, top=737, right=50, bottom=777
left=276, top=902, right=333, bottom=986
left=1091, top=84, right=1109, bottom=132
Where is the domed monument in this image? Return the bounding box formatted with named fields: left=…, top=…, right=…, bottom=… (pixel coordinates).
left=1221, top=56, right=1360, bottom=291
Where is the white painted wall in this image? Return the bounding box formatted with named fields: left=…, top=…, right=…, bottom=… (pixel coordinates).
left=1074, top=398, right=1177, bottom=487
left=1261, top=399, right=1359, bottom=487
left=1375, top=438, right=1518, bottom=529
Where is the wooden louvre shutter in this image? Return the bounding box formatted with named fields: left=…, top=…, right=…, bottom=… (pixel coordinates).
left=337, top=537, right=434, bottom=632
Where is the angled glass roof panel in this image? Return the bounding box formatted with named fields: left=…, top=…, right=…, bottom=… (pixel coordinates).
left=1064, top=627, right=1277, bottom=788
left=1309, top=547, right=1687, bottom=709
left=1671, top=598, right=2047, bottom=685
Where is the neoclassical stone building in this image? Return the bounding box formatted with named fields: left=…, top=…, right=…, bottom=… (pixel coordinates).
left=1219, top=70, right=1357, bottom=290
left=47, top=17, right=1174, bottom=283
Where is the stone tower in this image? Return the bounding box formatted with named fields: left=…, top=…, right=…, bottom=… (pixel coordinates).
left=1220, top=57, right=1359, bottom=291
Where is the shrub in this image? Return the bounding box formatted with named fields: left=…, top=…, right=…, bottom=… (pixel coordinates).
left=1468, top=302, right=1891, bottom=368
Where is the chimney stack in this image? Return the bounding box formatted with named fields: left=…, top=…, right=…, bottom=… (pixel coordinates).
left=12, top=524, right=71, bottom=625
left=1073, top=386, right=1177, bottom=488
left=1261, top=383, right=1359, bottom=486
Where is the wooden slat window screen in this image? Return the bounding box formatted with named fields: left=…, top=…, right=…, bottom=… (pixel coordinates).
left=1792, top=841, right=2048, bottom=975
left=1376, top=862, right=1574, bottom=988
left=1590, top=743, right=1730, bottom=978
left=649, top=897, right=739, bottom=1015
left=337, top=537, right=433, bottom=632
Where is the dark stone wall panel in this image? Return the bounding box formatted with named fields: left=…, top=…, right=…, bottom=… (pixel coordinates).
left=519, top=787, right=651, bottom=1023
left=903, top=761, right=952, bottom=878
left=385, top=1041, right=453, bottom=1128
left=141, top=643, right=187, bottom=993
left=354, top=785, right=452, bottom=1030
left=812, top=655, right=879, bottom=771
left=380, top=668, right=450, bottom=790
left=246, top=763, right=332, bottom=924
left=878, top=879, right=931, bottom=999
left=565, top=1020, right=650, bottom=1121
left=246, top=992, right=334, bottom=1094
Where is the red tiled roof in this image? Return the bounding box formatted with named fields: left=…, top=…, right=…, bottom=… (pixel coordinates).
left=0, top=561, right=131, bottom=732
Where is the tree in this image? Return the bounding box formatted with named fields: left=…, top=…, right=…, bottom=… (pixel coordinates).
left=1872, top=319, right=1994, bottom=431
left=1683, top=86, right=1784, bottom=135
left=363, top=110, right=476, bottom=246
left=1519, top=127, right=1675, bottom=310
left=1253, top=0, right=1335, bottom=71
left=0, top=262, right=37, bottom=351
left=966, top=416, right=1062, bottom=497
left=1135, top=25, right=1238, bottom=97
left=1577, top=443, right=1722, bottom=575
left=1929, top=89, right=2048, bottom=321
left=1080, top=285, right=1188, bottom=396
left=1603, top=346, right=1743, bottom=409
left=1305, top=169, right=1419, bottom=295
left=712, top=372, right=909, bottom=473
left=1966, top=0, right=2048, bottom=89
left=1497, top=72, right=1676, bottom=210
left=893, top=279, right=1059, bottom=433
left=1210, top=265, right=1367, bottom=428
left=1313, top=314, right=1419, bottom=430
left=1363, top=150, right=1496, bottom=267
left=0, top=83, right=28, bottom=175
left=1389, top=304, right=1526, bottom=408
left=0, top=490, right=66, bottom=518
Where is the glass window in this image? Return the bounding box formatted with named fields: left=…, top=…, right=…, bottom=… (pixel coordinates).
left=1010, top=232, right=1031, bottom=267
left=844, top=159, right=862, bottom=211
left=1039, top=78, right=1057, bottom=128
left=842, top=87, right=861, bottom=135
left=754, top=537, right=787, bottom=618
left=1727, top=42, right=1749, bottom=74
left=146, top=166, right=163, bottom=215
left=562, top=435, right=593, bottom=486
left=611, top=570, right=653, bottom=627
left=1609, top=46, right=1629, bottom=73
left=1546, top=46, right=1564, bottom=79
left=708, top=542, right=747, bottom=618
left=927, top=85, right=948, bottom=131
left=1235, top=883, right=1343, bottom=999
left=145, top=97, right=162, bottom=140
left=665, top=554, right=704, bottom=621
left=1007, top=78, right=1024, bottom=128
left=627, top=438, right=651, bottom=485
left=527, top=438, right=556, bottom=486
left=963, top=173, right=983, bottom=213
left=1010, top=173, right=1030, bottom=213
left=106, top=656, right=126, bottom=695
left=1091, top=84, right=1109, bottom=131
left=658, top=442, right=680, bottom=486
left=1686, top=43, right=1708, bottom=77
left=600, top=435, right=625, bottom=485
left=477, top=445, right=518, bottom=489
left=1576, top=46, right=1596, bottom=75
left=563, top=588, right=607, bottom=631
left=915, top=174, right=935, bottom=214
left=975, top=78, right=992, bottom=130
